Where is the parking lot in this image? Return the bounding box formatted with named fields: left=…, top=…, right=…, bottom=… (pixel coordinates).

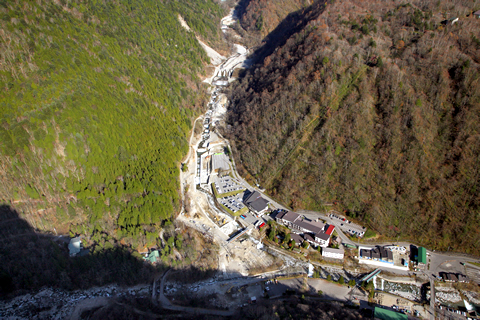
left=215, top=176, right=244, bottom=194
left=329, top=213, right=366, bottom=237
left=218, top=192, right=246, bottom=213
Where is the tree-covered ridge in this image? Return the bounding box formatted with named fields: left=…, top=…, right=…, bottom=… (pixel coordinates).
left=227, top=0, right=480, bottom=253
left=238, top=0, right=308, bottom=35
left=0, top=0, right=224, bottom=244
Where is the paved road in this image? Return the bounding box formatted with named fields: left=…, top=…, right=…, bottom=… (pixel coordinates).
left=429, top=277, right=436, bottom=320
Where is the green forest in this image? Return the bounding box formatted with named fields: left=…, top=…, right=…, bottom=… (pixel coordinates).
left=227, top=0, right=480, bottom=253
left=0, top=0, right=224, bottom=249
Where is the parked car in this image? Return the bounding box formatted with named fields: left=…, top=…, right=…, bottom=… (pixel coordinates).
left=258, top=222, right=266, bottom=229
left=240, top=215, right=246, bottom=219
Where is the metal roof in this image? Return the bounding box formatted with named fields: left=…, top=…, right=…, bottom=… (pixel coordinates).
left=323, top=247, right=344, bottom=254
left=280, top=211, right=300, bottom=223
left=290, top=233, right=303, bottom=244
left=147, top=250, right=159, bottom=263
left=212, top=153, right=229, bottom=171
left=294, top=220, right=323, bottom=234
left=374, top=307, right=408, bottom=320
left=417, top=247, right=427, bottom=264
left=325, top=225, right=335, bottom=235
left=248, top=197, right=269, bottom=212
left=315, top=232, right=330, bottom=241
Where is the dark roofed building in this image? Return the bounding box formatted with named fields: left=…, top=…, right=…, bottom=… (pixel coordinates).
left=308, top=220, right=325, bottom=230
left=360, top=249, right=371, bottom=259
left=304, top=234, right=319, bottom=247
left=371, top=248, right=380, bottom=260
left=244, top=191, right=269, bottom=215
left=457, top=274, right=468, bottom=282
left=290, top=233, right=303, bottom=245
left=291, top=220, right=323, bottom=234
left=387, top=250, right=393, bottom=262
left=359, top=246, right=393, bottom=264
left=446, top=273, right=458, bottom=282
left=249, top=197, right=269, bottom=214
left=275, top=210, right=287, bottom=221
left=314, top=232, right=330, bottom=247
left=244, top=190, right=261, bottom=203
left=278, top=210, right=301, bottom=228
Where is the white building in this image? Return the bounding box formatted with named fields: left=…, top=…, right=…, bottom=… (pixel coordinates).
left=314, top=232, right=330, bottom=248
left=322, top=247, right=344, bottom=259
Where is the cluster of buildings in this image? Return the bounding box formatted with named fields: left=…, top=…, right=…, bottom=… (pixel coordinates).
left=203, top=110, right=212, bottom=140
left=439, top=272, right=468, bottom=283
left=275, top=210, right=336, bottom=249
left=360, top=246, right=394, bottom=265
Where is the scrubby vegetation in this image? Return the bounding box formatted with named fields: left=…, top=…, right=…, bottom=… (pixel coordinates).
left=227, top=0, right=480, bottom=253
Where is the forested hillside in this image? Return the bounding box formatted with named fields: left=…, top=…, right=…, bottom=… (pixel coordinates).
left=236, top=0, right=309, bottom=43
left=0, top=0, right=223, bottom=248
left=227, top=0, right=480, bottom=253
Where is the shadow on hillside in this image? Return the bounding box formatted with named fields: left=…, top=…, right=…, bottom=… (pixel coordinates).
left=242, top=0, right=327, bottom=66
left=234, top=0, right=251, bottom=22
left=0, top=204, right=160, bottom=298
left=0, top=205, right=217, bottom=300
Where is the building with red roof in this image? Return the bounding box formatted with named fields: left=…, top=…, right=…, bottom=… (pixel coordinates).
left=325, top=224, right=335, bottom=235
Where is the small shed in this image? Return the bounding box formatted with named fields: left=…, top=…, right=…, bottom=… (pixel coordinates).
left=68, top=237, right=82, bottom=256
left=144, top=250, right=159, bottom=263
left=473, top=10, right=480, bottom=18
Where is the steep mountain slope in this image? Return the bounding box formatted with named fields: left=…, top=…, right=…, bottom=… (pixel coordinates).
left=0, top=0, right=224, bottom=243
left=237, top=0, right=310, bottom=38
left=227, top=0, right=480, bottom=253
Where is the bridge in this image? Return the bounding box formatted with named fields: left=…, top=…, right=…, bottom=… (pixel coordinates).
left=359, top=268, right=381, bottom=283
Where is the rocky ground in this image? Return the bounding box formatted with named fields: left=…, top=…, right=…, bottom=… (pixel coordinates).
left=436, top=287, right=463, bottom=304
left=0, top=284, right=150, bottom=319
